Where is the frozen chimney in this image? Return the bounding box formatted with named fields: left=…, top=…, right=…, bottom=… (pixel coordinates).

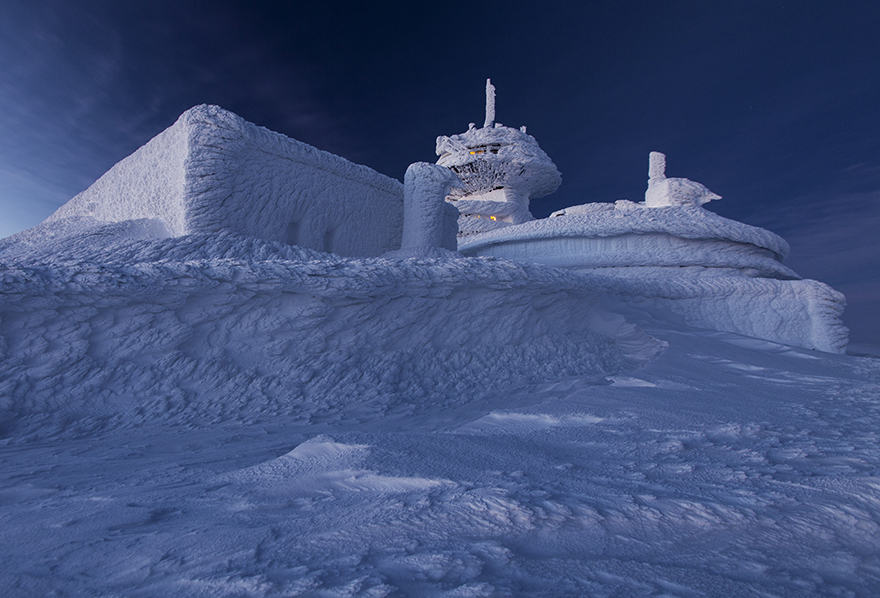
left=484, top=78, right=495, bottom=128
left=648, top=151, right=666, bottom=182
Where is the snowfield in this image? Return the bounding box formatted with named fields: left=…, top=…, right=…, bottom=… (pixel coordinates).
left=1, top=221, right=878, bottom=597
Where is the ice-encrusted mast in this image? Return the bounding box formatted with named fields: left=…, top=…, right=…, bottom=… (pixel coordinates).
left=436, top=79, right=562, bottom=237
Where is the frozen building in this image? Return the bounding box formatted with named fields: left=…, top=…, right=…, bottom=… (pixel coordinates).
left=436, top=80, right=561, bottom=237
left=23, top=92, right=848, bottom=353
left=457, top=151, right=848, bottom=353
left=45, top=105, right=404, bottom=257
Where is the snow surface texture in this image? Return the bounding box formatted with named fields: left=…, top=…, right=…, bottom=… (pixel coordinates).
left=0, top=221, right=661, bottom=438
left=45, top=105, right=404, bottom=257
left=645, top=151, right=722, bottom=207
left=1, top=252, right=878, bottom=596
left=400, top=163, right=460, bottom=252
left=460, top=200, right=848, bottom=353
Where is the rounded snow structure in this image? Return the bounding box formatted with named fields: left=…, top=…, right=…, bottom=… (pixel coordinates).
left=459, top=200, right=847, bottom=354
left=436, top=80, right=561, bottom=237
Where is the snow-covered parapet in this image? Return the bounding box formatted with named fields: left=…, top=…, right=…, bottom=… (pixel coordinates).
left=44, top=105, right=404, bottom=257
left=645, top=152, right=721, bottom=208
left=600, top=275, right=848, bottom=354
left=400, top=162, right=460, bottom=252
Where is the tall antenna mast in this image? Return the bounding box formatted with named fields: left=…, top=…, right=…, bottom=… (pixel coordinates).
left=484, top=78, right=495, bottom=128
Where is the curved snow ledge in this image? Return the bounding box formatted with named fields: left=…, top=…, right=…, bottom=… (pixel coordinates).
left=460, top=201, right=790, bottom=260
left=462, top=233, right=799, bottom=280
left=597, top=275, right=848, bottom=354
left=0, top=232, right=663, bottom=431
left=44, top=105, right=404, bottom=257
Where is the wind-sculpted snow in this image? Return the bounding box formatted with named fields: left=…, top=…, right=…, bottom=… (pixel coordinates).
left=1, top=302, right=878, bottom=596
left=598, top=274, right=849, bottom=354
left=465, top=232, right=800, bottom=279
left=0, top=230, right=660, bottom=437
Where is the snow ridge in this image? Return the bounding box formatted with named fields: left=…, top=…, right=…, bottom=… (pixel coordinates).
left=0, top=229, right=661, bottom=436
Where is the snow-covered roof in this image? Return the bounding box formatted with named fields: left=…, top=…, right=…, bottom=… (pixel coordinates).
left=459, top=200, right=791, bottom=260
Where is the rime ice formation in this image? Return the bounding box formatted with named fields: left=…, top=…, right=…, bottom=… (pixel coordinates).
left=483, top=78, right=496, bottom=128
left=436, top=80, right=561, bottom=237
left=460, top=152, right=848, bottom=353
left=45, top=105, right=404, bottom=257
left=645, top=151, right=721, bottom=207
left=465, top=199, right=794, bottom=278
left=400, top=162, right=461, bottom=252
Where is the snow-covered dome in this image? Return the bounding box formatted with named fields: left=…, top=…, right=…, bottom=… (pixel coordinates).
left=460, top=199, right=797, bottom=279
left=436, top=80, right=561, bottom=236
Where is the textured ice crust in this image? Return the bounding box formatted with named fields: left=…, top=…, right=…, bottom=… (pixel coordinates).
left=0, top=228, right=662, bottom=430
left=45, top=105, right=404, bottom=257
left=466, top=233, right=799, bottom=279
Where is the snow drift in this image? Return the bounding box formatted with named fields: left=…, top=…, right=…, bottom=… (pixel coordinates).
left=0, top=220, right=661, bottom=436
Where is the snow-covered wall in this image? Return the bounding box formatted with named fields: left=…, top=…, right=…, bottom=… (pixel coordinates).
left=46, top=116, right=190, bottom=235
left=47, top=105, right=404, bottom=257
left=600, top=275, right=848, bottom=354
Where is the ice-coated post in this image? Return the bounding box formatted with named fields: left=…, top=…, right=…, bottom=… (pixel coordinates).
left=401, top=162, right=461, bottom=252
left=484, top=78, right=496, bottom=128
left=648, top=151, right=666, bottom=181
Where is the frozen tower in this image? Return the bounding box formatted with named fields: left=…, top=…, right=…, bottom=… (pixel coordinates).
left=436, top=79, right=562, bottom=237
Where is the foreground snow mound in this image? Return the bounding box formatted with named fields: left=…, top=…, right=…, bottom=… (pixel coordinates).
left=1, top=306, right=877, bottom=596
left=0, top=225, right=661, bottom=436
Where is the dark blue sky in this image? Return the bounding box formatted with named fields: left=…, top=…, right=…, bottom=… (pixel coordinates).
left=1, top=1, right=878, bottom=343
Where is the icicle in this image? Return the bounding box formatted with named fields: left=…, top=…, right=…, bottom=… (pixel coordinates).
left=484, top=78, right=495, bottom=128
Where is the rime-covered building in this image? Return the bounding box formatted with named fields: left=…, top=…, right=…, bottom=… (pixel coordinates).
left=45, top=105, right=404, bottom=257
left=435, top=80, right=561, bottom=237
left=22, top=92, right=848, bottom=353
